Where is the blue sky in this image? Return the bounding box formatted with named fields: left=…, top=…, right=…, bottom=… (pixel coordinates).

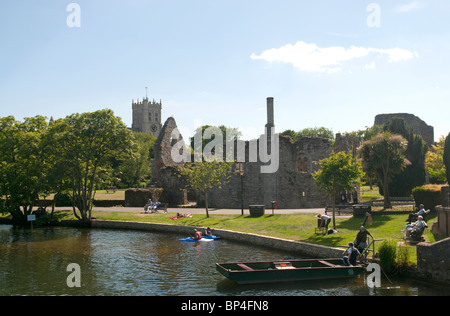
left=1, top=1, right=449, bottom=141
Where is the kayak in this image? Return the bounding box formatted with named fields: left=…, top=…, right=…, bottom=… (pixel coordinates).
left=203, top=235, right=221, bottom=240
left=179, top=237, right=214, bottom=242
left=179, top=235, right=221, bottom=242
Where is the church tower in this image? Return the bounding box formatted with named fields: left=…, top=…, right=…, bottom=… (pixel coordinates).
left=131, top=96, right=162, bottom=137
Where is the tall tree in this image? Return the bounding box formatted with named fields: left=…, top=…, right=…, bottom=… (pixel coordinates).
left=425, top=135, right=447, bottom=183
left=312, top=151, right=364, bottom=230
left=358, top=132, right=410, bottom=209
left=47, top=110, right=133, bottom=222
left=444, top=133, right=450, bottom=184
left=382, top=118, right=427, bottom=196
left=178, top=160, right=233, bottom=218
left=0, top=116, right=50, bottom=224
left=118, top=132, right=156, bottom=188
left=189, top=125, right=242, bottom=157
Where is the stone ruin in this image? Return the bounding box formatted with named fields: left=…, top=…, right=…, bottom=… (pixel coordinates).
left=150, top=98, right=333, bottom=209
left=374, top=113, right=434, bottom=146
left=124, top=187, right=164, bottom=207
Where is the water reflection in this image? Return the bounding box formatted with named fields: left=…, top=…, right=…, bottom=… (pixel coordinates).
left=0, top=225, right=447, bottom=296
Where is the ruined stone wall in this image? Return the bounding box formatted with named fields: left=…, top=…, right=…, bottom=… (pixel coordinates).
left=416, top=237, right=450, bottom=285
left=208, top=135, right=332, bottom=209
left=374, top=113, right=434, bottom=146
left=435, top=205, right=450, bottom=237
left=150, top=117, right=188, bottom=205
left=151, top=116, right=332, bottom=208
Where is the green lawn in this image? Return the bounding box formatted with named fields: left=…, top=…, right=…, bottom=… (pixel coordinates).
left=360, top=185, right=381, bottom=203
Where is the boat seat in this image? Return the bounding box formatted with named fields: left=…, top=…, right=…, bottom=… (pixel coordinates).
left=237, top=263, right=254, bottom=271
left=274, top=262, right=295, bottom=270
left=318, top=260, right=337, bottom=268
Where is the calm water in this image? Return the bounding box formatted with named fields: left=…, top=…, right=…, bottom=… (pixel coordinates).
left=0, top=224, right=447, bottom=296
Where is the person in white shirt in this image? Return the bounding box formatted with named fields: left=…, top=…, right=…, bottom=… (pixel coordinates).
left=317, top=213, right=331, bottom=233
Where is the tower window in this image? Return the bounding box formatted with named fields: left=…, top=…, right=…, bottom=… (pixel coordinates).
left=148, top=112, right=152, bottom=122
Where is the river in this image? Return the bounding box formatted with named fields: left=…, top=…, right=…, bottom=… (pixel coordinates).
left=0, top=224, right=447, bottom=296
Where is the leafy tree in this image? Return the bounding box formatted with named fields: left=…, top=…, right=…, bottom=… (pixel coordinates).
left=118, top=132, right=156, bottom=187
left=189, top=125, right=242, bottom=155
left=281, top=127, right=334, bottom=142
left=358, top=132, right=409, bottom=209
left=444, top=133, right=450, bottom=184
left=382, top=118, right=427, bottom=196
left=47, top=110, right=133, bottom=222
left=178, top=160, right=233, bottom=217
left=0, top=116, right=50, bottom=224
left=312, top=151, right=364, bottom=230
left=425, top=135, right=447, bottom=183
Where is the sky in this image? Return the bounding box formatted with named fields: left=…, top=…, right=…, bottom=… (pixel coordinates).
left=1, top=1, right=449, bottom=142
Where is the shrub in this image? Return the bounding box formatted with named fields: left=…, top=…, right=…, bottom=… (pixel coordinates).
left=396, top=244, right=410, bottom=275
left=379, top=239, right=397, bottom=274
left=412, top=184, right=443, bottom=210
left=92, top=199, right=125, bottom=207
left=54, top=193, right=72, bottom=207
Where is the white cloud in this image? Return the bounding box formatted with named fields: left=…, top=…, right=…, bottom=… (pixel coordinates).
left=365, top=62, right=376, bottom=70
left=250, top=41, right=418, bottom=73
left=395, top=1, right=426, bottom=13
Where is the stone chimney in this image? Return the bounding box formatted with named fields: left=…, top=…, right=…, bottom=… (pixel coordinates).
left=265, top=97, right=274, bottom=134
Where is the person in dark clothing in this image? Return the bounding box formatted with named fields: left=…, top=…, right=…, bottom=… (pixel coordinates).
left=343, top=242, right=361, bottom=266
left=353, top=226, right=374, bottom=252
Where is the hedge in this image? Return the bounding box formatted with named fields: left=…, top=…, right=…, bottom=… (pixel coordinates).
left=412, top=184, right=443, bottom=211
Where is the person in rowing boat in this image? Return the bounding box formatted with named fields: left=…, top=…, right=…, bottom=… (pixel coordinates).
left=204, top=227, right=214, bottom=236
left=193, top=229, right=202, bottom=240
left=343, top=242, right=361, bottom=266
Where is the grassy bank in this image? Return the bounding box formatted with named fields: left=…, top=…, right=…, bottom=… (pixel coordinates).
left=0, top=209, right=444, bottom=264
left=41, top=208, right=443, bottom=264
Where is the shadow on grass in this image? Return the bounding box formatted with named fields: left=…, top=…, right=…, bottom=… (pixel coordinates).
left=336, top=214, right=396, bottom=230
left=304, top=234, right=347, bottom=247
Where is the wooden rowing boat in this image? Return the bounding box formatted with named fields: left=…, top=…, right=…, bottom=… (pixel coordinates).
left=216, top=258, right=364, bottom=284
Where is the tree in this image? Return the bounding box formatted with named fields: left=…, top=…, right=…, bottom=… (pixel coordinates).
left=281, top=127, right=334, bottom=142
left=47, top=110, right=133, bottom=222
left=425, top=135, right=447, bottom=183
left=358, top=132, right=409, bottom=209
left=178, top=160, right=233, bottom=217
left=444, top=133, right=450, bottom=184
left=0, top=116, right=50, bottom=224
left=382, top=118, right=427, bottom=196
left=118, top=132, right=156, bottom=188
left=189, top=125, right=242, bottom=155
left=312, top=151, right=365, bottom=230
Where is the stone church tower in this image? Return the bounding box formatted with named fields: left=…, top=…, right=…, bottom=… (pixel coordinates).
left=131, top=97, right=162, bottom=137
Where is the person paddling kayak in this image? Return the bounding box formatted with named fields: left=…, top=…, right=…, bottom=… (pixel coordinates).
left=193, top=229, right=202, bottom=240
